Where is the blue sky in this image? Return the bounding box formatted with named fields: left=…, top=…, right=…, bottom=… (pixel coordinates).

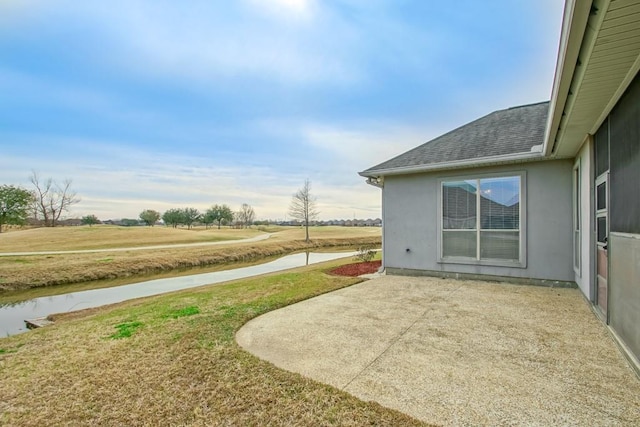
left=0, top=0, right=563, bottom=221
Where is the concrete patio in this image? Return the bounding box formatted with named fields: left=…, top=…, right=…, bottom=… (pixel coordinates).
left=237, top=275, right=640, bottom=426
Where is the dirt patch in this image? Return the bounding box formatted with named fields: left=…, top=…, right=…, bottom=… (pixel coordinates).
left=329, top=260, right=381, bottom=276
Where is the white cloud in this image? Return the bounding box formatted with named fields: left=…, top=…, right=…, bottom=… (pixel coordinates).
left=245, top=0, right=317, bottom=22
left=301, top=122, right=443, bottom=171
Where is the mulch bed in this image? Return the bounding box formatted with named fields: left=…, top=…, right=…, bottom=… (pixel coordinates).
left=329, top=260, right=381, bottom=277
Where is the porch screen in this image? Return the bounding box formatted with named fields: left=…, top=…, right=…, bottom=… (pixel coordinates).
left=610, top=70, right=640, bottom=234
left=442, top=176, right=520, bottom=262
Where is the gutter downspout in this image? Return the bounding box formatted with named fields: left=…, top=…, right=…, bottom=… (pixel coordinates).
left=380, top=183, right=386, bottom=274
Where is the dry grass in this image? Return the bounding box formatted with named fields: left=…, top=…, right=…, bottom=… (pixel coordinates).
left=0, top=261, right=426, bottom=426
left=0, top=225, right=381, bottom=253
left=0, top=225, right=264, bottom=252
left=271, top=226, right=381, bottom=240
left=0, top=226, right=381, bottom=291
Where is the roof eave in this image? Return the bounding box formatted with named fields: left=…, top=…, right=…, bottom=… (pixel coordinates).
left=543, top=0, right=593, bottom=157
left=359, top=150, right=547, bottom=179
left=545, top=0, right=640, bottom=158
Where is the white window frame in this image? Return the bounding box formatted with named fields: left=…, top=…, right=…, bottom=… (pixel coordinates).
left=437, top=171, right=527, bottom=268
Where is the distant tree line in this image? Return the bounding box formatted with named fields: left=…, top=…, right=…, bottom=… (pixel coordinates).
left=76, top=204, right=254, bottom=229
left=0, top=177, right=340, bottom=238
left=133, top=204, right=253, bottom=229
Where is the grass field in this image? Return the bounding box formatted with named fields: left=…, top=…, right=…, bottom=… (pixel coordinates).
left=0, top=225, right=265, bottom=252
left=0, top=225, right=381, bottom=253
left=0, top=226, right=381, bottom=291
left=0, top=260, right=425, bottom=426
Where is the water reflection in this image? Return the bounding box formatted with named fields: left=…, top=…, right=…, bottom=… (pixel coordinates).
left=0, top=251, right=356, bottom=337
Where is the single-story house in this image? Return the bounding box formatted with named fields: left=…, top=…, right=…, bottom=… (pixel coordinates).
left=360, top=0, right=640, bottom=370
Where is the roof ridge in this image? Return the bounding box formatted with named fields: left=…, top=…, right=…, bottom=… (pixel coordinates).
left=429, top=101, right=550, bottom=148
left=506, top=100, right=550, bottom=110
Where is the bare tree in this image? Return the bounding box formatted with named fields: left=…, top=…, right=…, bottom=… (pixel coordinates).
left=235, top=203, right=255, bottom=229
left=30, top=171, right=80, bottom=227
left=289, top=179, right=319, bottom=242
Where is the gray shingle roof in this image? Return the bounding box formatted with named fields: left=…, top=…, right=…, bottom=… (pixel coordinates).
left=360, top=101, right=550, bottom=177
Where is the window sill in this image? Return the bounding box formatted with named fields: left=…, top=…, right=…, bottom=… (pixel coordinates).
left=438, top=257, right=526, bottom=269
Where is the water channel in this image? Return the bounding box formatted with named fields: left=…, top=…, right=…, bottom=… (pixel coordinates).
left=0, top=250, right=357, bottom=337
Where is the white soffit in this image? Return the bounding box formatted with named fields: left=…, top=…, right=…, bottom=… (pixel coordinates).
left=550, top=0, right=640, bottom=158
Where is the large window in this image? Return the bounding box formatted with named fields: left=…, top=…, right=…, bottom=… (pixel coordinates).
left=441, top=174, right=523, bottom=265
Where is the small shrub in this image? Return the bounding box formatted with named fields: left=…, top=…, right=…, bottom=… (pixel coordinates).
left=354, top=245, right=376, bottom=263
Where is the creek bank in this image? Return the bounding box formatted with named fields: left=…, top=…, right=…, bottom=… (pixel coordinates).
left=0, top=236, right=381, bottom=291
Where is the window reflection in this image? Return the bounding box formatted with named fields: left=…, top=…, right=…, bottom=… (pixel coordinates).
left=442, top=180, right=477, bottom=229
left=479, top=176, right=520, bottom=230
